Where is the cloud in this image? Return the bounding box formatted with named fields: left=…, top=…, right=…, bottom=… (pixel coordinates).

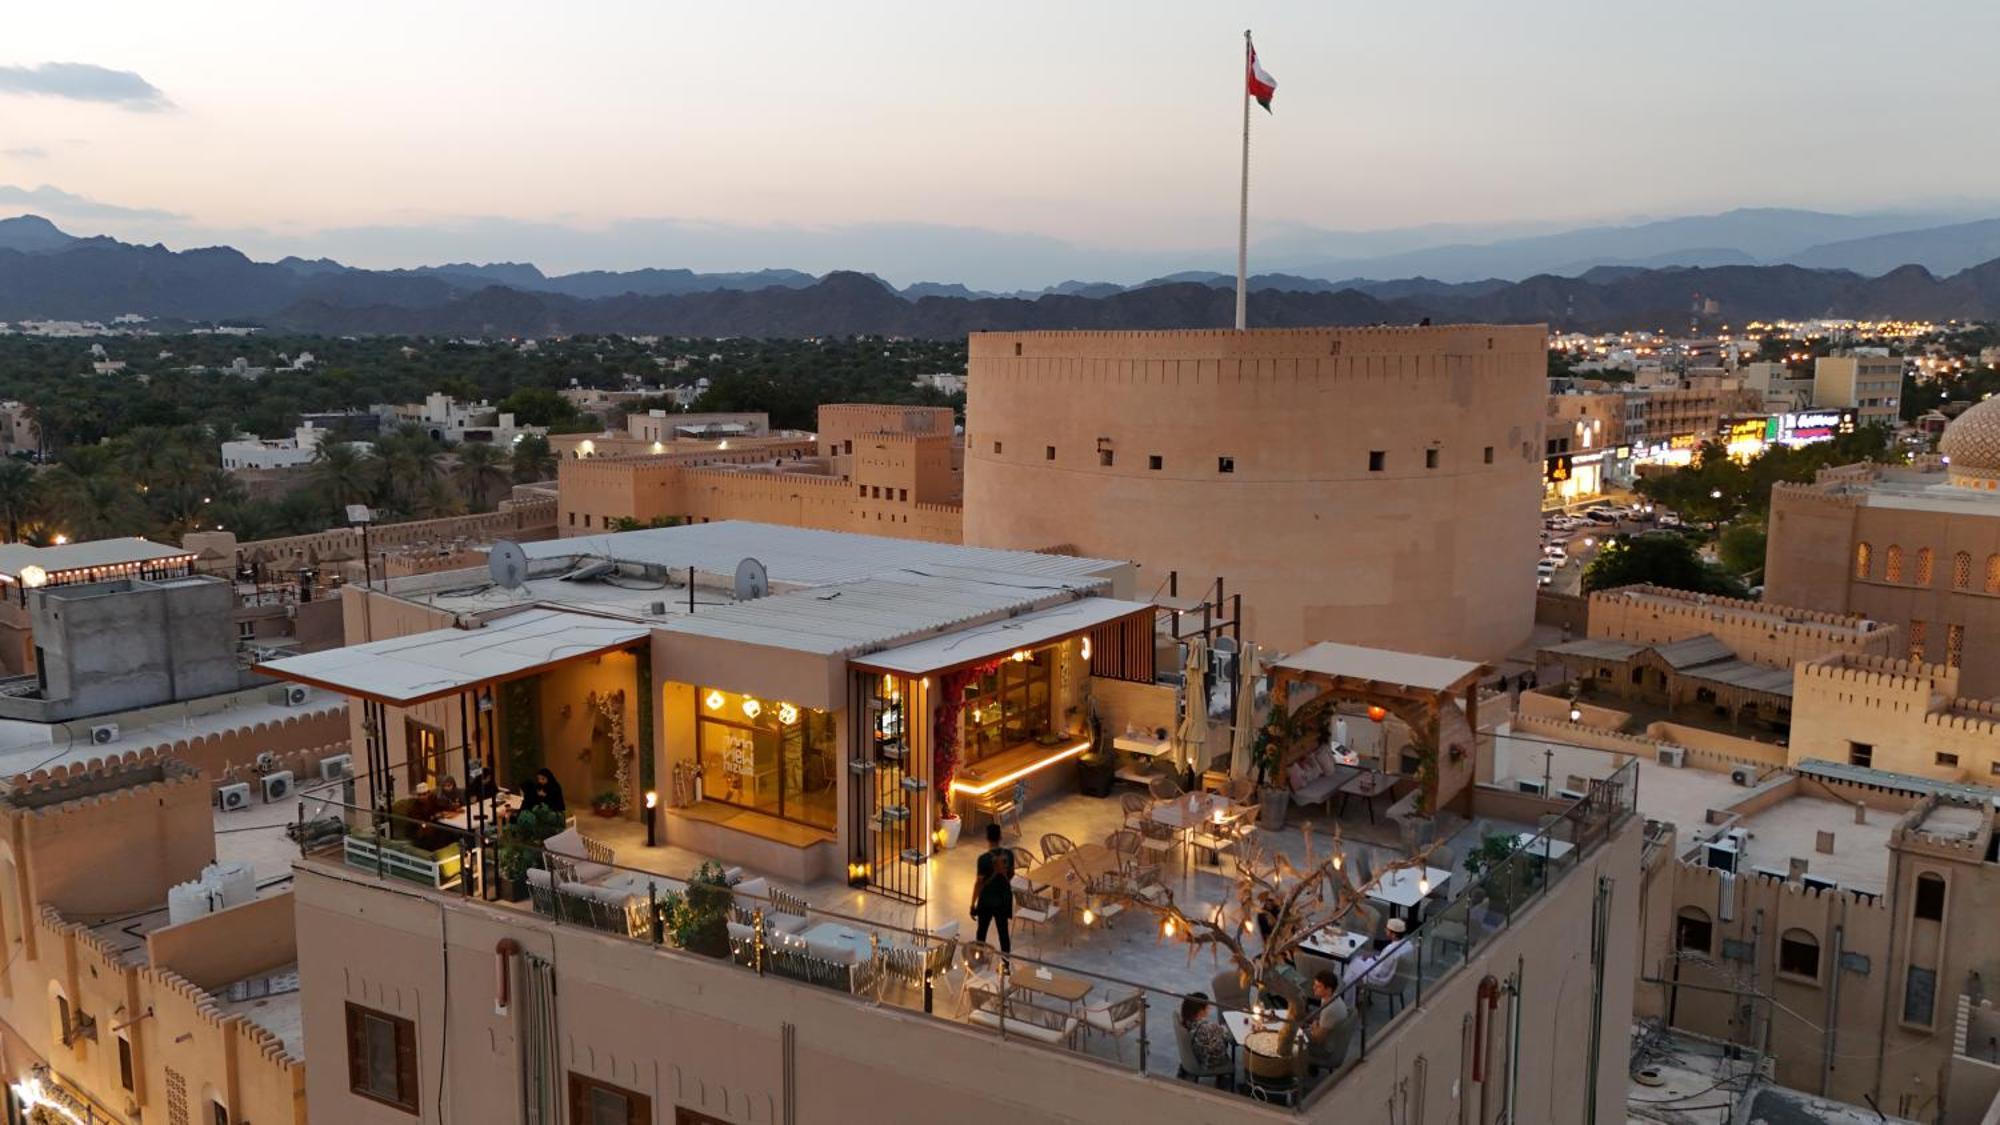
left=2, top=147, right=46, bottom=160
left=0, top=184, right=183, bottom=222
left=0, top=63, right=169, bottom=111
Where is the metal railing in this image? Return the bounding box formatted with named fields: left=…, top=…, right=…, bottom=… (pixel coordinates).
left=296, top=760, right=1637, bottom=1111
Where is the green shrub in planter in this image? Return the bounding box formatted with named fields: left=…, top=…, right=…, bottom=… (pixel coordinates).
left=672, top=861, right=734, bottom=957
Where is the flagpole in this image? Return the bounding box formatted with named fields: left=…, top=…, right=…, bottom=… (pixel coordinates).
left=1235, top=29, right=1251, bottom=332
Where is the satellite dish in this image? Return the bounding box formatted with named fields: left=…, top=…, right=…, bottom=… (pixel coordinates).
left=488, top=540, right=529, bottom=590
left=734, top=557, right=769, bottom=600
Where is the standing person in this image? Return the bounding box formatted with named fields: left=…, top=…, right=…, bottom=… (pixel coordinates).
left=525, top=768, right=566, bottom=816
left=970, top=821, right=1014, bottom=956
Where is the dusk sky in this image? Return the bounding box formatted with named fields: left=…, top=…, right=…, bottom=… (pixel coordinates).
left=2, top=0, right=1995, bottom=286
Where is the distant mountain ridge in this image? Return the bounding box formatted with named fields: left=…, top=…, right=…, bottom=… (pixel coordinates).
left=2, top=214, right=1999, bottom=337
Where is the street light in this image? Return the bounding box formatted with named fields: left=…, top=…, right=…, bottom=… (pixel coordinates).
left=346, top=504, right=374, bottom=588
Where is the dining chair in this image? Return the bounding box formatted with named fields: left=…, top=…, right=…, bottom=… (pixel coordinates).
left=1081, top=991, right=1147, bottom=1060
left=1012, top=887, right=1059, bottom=948
left=1103, top=829, right=1141, bottom=868
left=1009, top=846, right=1039, bottom=893
left=1138, top=815, right=1179, bottom=868
left=1040, top=833, right=1078, bottom=862
left=1120, top=791, right=1151, bottom=829
left=1148, top=774, right=1185, bottom=801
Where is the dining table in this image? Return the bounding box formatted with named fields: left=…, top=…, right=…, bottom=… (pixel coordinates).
left=1298, top=929, right=1370, bottom=965
left=1151, top=792, right=1247, bottom=864
left=1366, top=865, right=1453, bottom=924
left=1336, top=770, right=1395, bottom=824
left=1007, top=966, right=1094, bottom=1011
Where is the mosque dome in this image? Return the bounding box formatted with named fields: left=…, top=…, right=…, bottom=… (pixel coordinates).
left=1941, top=397, right=2000, bottom=489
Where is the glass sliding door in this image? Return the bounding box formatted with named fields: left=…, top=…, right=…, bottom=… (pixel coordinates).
left=695, top=687, right=835, bottom=830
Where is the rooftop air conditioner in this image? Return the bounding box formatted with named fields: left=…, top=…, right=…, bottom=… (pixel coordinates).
left=1802, top=874, right=1839, bottom=893
left=261, top=771, right=294, bottom=803
left=318, top=754, right=351, bottom=781
left=282, top=684, right=310, bottom=706
left=1705, top=841, right=1739, bottom=873
left=218, top=783, right=252, bottom=812
left=1730, top=765, right=1757, bottom=787
left=89, top=723, right=119, bottom=746
left=1656, top=746, right=1686, bottom=769
left=1515, top=778, right=1546, bottom=796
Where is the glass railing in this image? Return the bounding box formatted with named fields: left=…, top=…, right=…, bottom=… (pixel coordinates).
left=295, top=759, right=1637, bottom=1111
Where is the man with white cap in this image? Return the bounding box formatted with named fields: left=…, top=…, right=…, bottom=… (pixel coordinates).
left=1349, top=917, right=1411, bottom=994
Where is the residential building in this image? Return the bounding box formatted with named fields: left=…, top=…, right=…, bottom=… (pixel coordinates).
left=556, top=405, right=961, bottom=543
left=1622, top=381, right=1762, bottom=467
left=373, top=393, right=546, bottom=446
left=220, top=422, right=351, bottom=471
left=913, top=371, right=968, bottom=395
left=1814, top=352, right=1903, bottom=427
left=0, top=750, right=307, bottom=1125
left=962, top=326, right=1547, bottom=659
left=550, top=412, right=778, bottom=460
left=0, top=400, right=41, bottom=458
left=1765, top=399, right=2000, bottom=696
left=260, top=520, right=1643, bottom=1124
left=0, top=538, right=198, bottom=677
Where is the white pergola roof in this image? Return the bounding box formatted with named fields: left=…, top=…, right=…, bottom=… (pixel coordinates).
left=1271, top=642, right=1487, bottom=695
left=848, top=597, right=1155, bottom=676
left=257, top=608, right=649, bottom=704
left=0, top=537, right=193, bottom=581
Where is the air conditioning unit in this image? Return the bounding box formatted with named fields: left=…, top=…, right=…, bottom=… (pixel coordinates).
left=1730, top=765, right=1758, bottom=787
left=1557, top=788, right=1588, bottom=802
left=89, top=723, right=119, bottom=746
left=217, top=783, right=252, bottom=812
left=261, top=771, right=294, bottom=803
left=1705, top=841, right=1739, bottom=873
left=1802, top=874, right=1839, bottom=894
left=255, top=751, right=277, bottom=772
left=281, top=684, right=310, bottom=706
left=1515, top=778, right=1546, bottom=796
left=318, top=754, right=352, bottom=781
left=1656, top=746, right=1687, bottom=768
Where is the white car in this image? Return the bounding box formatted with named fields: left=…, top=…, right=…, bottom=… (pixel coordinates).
left=1536, top=559, right=1558, bottom=575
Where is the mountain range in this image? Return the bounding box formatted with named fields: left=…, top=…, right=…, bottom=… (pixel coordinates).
left=3, top=212, right=2000, bottom=338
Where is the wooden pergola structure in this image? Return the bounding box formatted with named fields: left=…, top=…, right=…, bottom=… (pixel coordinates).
left=1267, top=642, right=1490, bottom=817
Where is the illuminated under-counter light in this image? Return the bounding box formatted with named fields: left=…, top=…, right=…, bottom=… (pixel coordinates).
left=704, top=690, right=725, bottom=711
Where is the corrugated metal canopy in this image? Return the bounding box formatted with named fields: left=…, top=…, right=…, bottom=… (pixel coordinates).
left=520, top=521, right=1125, bottom=588
left=0, top=537, right=192, bottom=581
left=848, top=597, right=1155, bottom=675
left=1272, top=642, right=1487, bottom=694
left=256, top=608, right=649, bottom=704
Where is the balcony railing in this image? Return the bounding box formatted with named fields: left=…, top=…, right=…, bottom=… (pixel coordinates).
left=296, top=760, right=1637, bottom=1111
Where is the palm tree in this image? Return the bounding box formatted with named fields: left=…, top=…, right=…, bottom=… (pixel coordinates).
left=511, top=434, right=556, bottom=483
left=0, top=459, right=40, bottom=542
left=311, top=442, right=379, bottom=514
left=453, top=443, right=510, bottom=512
left=377, top=425, right=447, bottom=515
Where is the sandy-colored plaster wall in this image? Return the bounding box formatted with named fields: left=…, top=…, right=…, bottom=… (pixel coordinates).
left=147, top=891, right=298, bottom=991
left=961, top=327, right=1546, bottom=658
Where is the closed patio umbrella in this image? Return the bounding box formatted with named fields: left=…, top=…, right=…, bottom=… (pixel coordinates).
left=1228, top=642, right=1263, bottom=779
left=1174, top=635, right=1208, bottom=775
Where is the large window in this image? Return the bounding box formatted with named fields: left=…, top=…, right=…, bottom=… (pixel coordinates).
left=961, top=649, right=1053, bottom=762
left=1914, top=872, right=1946, bottom=921
left=345, top=1003, right=418, bottom=1114
left=1674, top=907, right=1712, bottom=954
left=696, top=688, right=836, bottom=830
left=568, top=1074, right=651, bottom=1125
left=1778, top=929, right=1821, bottom=981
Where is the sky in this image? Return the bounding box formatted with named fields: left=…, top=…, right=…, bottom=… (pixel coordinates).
left=1, top=0, right=1997, bottom=287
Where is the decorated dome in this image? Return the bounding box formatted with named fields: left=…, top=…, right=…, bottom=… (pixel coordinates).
left=1941, top=397, right=2000, bottom=489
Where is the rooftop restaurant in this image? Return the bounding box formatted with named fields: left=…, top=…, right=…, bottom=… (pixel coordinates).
left=265, top=522, right=1642, bottom=1111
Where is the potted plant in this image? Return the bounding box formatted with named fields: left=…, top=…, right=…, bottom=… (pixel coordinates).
left=1460, top=832, right=1533, bottom=926
left=1250, top=709, right=1296, bottom=829
left=498, top=805, right=565, bottom=901
left=591, top=790, right=623, bottom=818
left=933, top=659, right=1000, bottom=849
left=671, top=861, right=734, bottom=957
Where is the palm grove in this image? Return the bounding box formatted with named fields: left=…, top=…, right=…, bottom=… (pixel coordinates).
left=0, top=332, right=964, bottom=545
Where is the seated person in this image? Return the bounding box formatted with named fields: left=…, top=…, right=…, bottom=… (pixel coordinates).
left=435, top=774, right=463, bottom=809
left=1305, top=969, right=1351, bottom=1066
left=1179, top=992, right=1235, bottom=1075
left=1349, top=917, right=1412, bottom=998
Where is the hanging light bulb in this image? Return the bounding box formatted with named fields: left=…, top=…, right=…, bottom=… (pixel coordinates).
left=1243, top=919, right=1255, bottom=935
left=741, top=697, right=762, bottom=720
left=704, top=690, right=724, bottom=711
left=1081, top=908, right=1095, bottom=926
left=1418, top=873, right=1431, bottom=895
left=1333, top=851, right=1344, bottom=871
left=1162, top=919, right=1176, bottom=938
left=776, top=702, right=800, bottom=726
left=1367, top=704, right=1388, bottom=723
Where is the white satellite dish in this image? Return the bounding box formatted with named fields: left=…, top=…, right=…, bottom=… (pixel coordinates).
left=734, top=557, right=769, bottom=600
left=488, top=540, right=529, bottom=590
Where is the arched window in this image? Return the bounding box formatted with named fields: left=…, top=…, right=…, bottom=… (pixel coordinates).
left=1779, top=928, right=1822, bottom=980
left=1675, top=907, right=1713, bottom=954
left=1915, top=548, right=1933, bottom=586
left=1885, top=545, right=1905, bottom=583
left=1954, top=551, right=1972, bottom=590
left=1855, top=542, right=1872, bottom=579
left=1909, top=620, right=1927, bottom=662
left=1915, top=872, right=1946, bottom=921
left=1987, top=554, right=2000, bottom=594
